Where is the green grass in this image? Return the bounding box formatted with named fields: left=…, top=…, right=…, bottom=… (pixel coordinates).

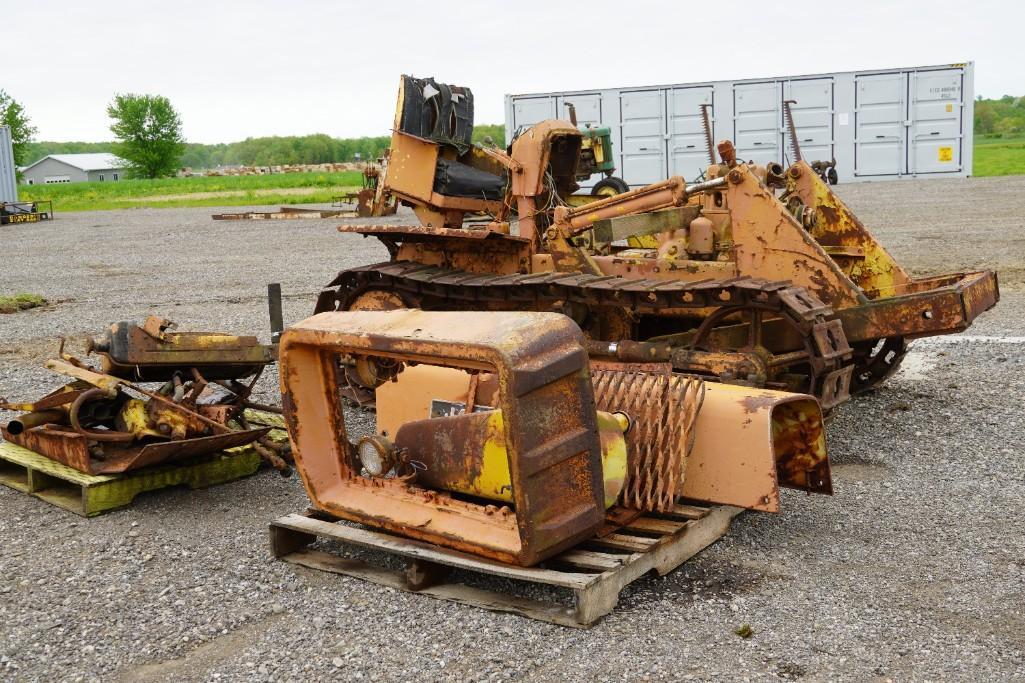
left=974, top=135, right=1025, bottom=177
left=17, top=171, right=364, bottom=212
left=14, top=139, right=1023, bottom=214
left=0, top=293, right=46, bottom=314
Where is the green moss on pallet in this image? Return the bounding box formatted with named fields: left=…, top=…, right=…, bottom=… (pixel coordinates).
left=0, top=441, right=261, bottom=517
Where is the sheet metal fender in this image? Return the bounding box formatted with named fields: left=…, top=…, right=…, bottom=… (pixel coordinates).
left=682, top=383, right=831, bottom=512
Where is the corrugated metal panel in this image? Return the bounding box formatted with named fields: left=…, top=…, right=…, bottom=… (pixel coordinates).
left=504, top=62, right=974, bottom=185
left=0, top=126, right=17, bottom=203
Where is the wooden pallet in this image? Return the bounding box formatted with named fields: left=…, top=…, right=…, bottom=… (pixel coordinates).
left=270, top=504, right=741, bottom=627
left=0, top=441, right=262, bottom=517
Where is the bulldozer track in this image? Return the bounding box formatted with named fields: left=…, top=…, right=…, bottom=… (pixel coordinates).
left=316, top=261, right=853, bottom=406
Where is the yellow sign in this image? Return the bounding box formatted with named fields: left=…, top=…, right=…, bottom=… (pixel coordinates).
left=945, top=103, right=953, bottom=113
left=7, top=213, right=40, bottom=223
left=938, top=146, right=953, bottom=162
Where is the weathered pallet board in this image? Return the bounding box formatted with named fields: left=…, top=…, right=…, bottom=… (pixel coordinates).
left=270, top=504, right=741, bottom=627
left=0, top=441, right=261, bottom=517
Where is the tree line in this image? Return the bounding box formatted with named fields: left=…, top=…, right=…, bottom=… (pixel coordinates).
left=23, top=124, right=507, bottom=171
left=974, top=95, right=1025, bottom=137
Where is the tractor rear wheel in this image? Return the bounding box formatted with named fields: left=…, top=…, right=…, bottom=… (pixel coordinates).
left=592, top=176, right=631, bottom=197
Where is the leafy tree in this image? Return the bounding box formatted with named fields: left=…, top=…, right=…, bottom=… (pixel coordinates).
left=107, top=94, right=186, bottom=178
left=0, top=90, right=38, bottom=174
left=471, top=124, right=506, bottom=146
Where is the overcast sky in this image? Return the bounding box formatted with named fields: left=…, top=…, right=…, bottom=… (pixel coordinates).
left=2, top=0, right=1020, bottom=143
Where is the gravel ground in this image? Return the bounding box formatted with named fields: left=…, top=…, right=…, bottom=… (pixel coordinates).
left=1, top=176, right=1023, bottom=682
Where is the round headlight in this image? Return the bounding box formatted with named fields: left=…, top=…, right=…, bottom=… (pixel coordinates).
left=356, top=435, right=396, bottom=477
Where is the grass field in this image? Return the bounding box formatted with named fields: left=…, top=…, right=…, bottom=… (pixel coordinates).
left=14, top=140, right=1025, bottom=213
left=17, top=171, right=363, bottom=212
left=973, top=135, right=1025, bottom=177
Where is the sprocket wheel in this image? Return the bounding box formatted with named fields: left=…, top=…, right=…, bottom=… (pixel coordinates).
left=849, top=336, right=908, bottom=395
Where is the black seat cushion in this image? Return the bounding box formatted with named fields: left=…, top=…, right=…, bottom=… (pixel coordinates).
left=433, top=158, right=506, bottom=201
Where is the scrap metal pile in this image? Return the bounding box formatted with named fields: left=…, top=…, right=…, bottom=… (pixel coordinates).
left=0, top=316, right=291, bottom=475
left=272, top=75, right=999, bottom=567
left=0, top=75, right=1001, bottom=583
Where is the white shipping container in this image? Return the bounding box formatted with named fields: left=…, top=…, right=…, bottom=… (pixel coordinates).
left=0, top=126, right=17, bottom=203
left=505, top=62, right=974, bottom=186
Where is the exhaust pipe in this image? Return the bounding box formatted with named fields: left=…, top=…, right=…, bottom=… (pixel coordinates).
left=5, top=409, right=65, bottom=435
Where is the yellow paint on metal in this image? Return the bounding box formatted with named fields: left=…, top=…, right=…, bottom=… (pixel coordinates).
left=116, top=399, right=163, bottom=439
left=461, top=409, right=627, bottom=508
left=626, top=234, right=659, bottom=248
left=475, top=410, right=514, bottom=503
left=800, top=169, right=912, bottom=299
left=595, top=411, right=628, bottom=508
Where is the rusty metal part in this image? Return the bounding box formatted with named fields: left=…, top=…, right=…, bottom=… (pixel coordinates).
left=699, top=104, right=716, bottom=166
left=849, top=336, right=908, bottom=394
left=253, top=440, right=291, bottom=475
left=317, top=260, right=852, bottom=409
left=1, top=424, right=269, bottom=474
left=279, top=309, right=608, bottom=566
left=393, top=407, right=628, bottom=509
left=69, top=388, right=135, bottom=442
left=782, top=100, right=803, bottom=163
left=682, top=383, right=831, bottom=512
left=4, top=409, right=66, bottom=435
left=717, top=140, right=736, bottom=167
left=591, top=369, right=704, bottom=512
left=88, top=317, right=275, bottom=381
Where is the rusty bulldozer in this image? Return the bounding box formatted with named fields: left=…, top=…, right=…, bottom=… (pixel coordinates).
left=266, top=75, right=998, bottom=574
left=318, top=75, right=998, bottom=410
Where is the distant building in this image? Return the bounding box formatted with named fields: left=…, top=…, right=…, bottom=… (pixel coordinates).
left=20, top=153, right=128, bottom=185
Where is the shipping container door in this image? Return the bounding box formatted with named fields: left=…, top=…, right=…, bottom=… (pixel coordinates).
left=556, top=94, right=601, bottom=127
left=511, top=97, right=556, bottom=135
left=783, top=78, right=834, bottom=164
left=854, top=73, right=905, bottom=176
left=908, top=69, right=963, bottom=174
left=733, top=82, right=780, bottom=165
left=667, top=87, right=714, bottom=182
left=620, top=89, right=665, bottom=185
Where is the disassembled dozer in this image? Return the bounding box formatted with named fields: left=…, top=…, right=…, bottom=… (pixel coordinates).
left=0, top=317, right=290, bottom=475
left=317, top=76, right=999, bottom=409
left=280, top=309, right=830, bottom=566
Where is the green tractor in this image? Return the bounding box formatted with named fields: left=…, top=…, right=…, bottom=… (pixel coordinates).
left=565, top=103, right=630, bottom=197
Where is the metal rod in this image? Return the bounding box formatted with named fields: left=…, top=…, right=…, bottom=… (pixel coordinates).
left=684, top=177, right=728, bottom=195
left=268, top=283, right=284, bottom=343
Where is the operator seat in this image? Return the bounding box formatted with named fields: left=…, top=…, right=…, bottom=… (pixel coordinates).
left=397, top=76, right=508, bottom=201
